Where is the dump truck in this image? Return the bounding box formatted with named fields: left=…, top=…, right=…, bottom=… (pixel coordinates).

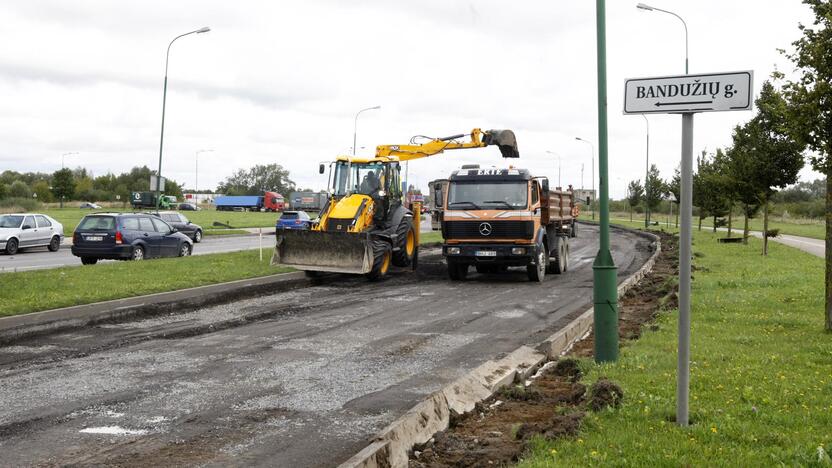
left=428, top=179, right=449, bottom=230
left=289, top=191, right=328, bottom=211
left=272, top=128, right=519, bottom=281
left=215, top=191, right=283, bottom=211
left=441, top=166, right=578, bottom=282
left=131, top=192, right=175, bottom=209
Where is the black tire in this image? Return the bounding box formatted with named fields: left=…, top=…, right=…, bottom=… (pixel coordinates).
left=179, top=243, right=192, bottom=257
left=366, top=239, right=392, bottom=281
left=570, top=222, right=578, bottom=238
left=48, top=236, right=61, bottom=252
left=392, top=218, right=416, bottom=267
left=81, top=257, right=98, bottom=265
left=547, top=237, right=565, bottom=274
left=193, top=230, right=203, bottom=243
left=5, top=238, right=19, bottom=255
left=562, top=238, right=570, bottom=272
left=448, top=261, right=469, bottom=281
left=132, top=245, right=145, bottom=261
left=527, top=242, right=547, bottom=282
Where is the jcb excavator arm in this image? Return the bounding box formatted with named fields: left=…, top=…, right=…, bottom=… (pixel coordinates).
left=375, top=128, right=519, bottom=161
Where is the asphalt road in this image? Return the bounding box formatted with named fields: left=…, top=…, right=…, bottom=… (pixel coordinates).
left=0, top=234, right=278, bottom=273
left=0, top=224, right=653, bottom=467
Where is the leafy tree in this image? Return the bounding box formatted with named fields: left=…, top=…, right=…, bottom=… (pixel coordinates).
left=217, top=163, right=295, bottom=197
left=695, top=151, right=731, bottom=233
left=51, top=168, right=75, bottom=208
left=644, top=164, right=665, bottom=216
left=666, top=167, right=681, bottom=227
left=9, top=180, right=31, bottom=198
left=780, top=0, right=832, bottom=329
left=626, top=180, right=643, bottom=222
left=74, top=176, right=95, bottom=201
left=0, top=183, right=7, bottom=199
left=32, top=180, right=53, bottom=203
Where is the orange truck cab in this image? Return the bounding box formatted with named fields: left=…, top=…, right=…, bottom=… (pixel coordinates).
left=441, top=166, right=578, bottom=282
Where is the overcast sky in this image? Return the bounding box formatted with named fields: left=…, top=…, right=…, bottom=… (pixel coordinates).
left=0, top=0, right=820, bottom=198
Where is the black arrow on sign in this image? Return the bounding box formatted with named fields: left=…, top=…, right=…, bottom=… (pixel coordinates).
left=654, top=100, right=713, bottom=107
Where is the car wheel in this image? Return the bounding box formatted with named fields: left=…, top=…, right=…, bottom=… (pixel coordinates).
left=5, top=238, right=18, bottom=255
left=48, top=236, right=61, bottom=252
left=132, top=245, right=145, bottom=261
left=81, top=257, right=98, bottom=265
left=179, top=243, right=192, bottom=257
left=193, top=230, right=202, bottom=243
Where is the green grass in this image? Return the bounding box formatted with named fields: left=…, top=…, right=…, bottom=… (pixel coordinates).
left=613, top=211, right=824, bottom=240
left=0, top=250, right=293, bottom=317
left=419, top=230, right=443, bottom=244
left=519, top=231, right=829, bottom=467
left=204, top=229, right=250, bottom=236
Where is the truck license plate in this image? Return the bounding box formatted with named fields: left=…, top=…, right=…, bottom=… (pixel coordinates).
left=86, top=236, right=103, bottom=241
left=476, top=250, right=496, bottom=257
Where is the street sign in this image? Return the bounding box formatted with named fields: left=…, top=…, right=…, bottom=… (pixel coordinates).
left=150, top=175, right=166, bottom=192
left=624, top=71, right=753, bottom=114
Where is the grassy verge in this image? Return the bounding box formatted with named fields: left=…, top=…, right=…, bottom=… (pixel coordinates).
left=0, top=250, right=293, bottom=317
left=39, top=209, right=286, bottom=234
left=204, top=229, right=250, bottom=236
left=520, top=231, right=829, bottom=466
left=612, top=211, right=824, bottom=240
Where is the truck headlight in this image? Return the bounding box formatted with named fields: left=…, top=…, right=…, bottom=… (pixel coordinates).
left=447, top=247, right=461, bottom=255
left=511, top=247, right=526, bottom=255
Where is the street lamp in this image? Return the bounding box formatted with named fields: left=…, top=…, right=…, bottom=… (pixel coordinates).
left=636, top=3, right=689, bottom=74
left=545, top=151, right=561, bottom=188
left=641, top=115, right=650, bottom=228
left=195, top=149, right=213, bottom=195
left=156, top=26, right=210, bottom=208
left=575, top=137, right=596, bottom=220
left=353, top=105, right=380, bottom=156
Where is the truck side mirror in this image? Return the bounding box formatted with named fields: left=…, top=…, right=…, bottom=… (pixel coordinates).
left=319, top=163, right=325, bottom=174
left=539, top=178, right=549, bottom=194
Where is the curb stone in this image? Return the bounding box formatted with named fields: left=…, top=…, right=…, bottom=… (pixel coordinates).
left=339, top=229, right=662, bottom=468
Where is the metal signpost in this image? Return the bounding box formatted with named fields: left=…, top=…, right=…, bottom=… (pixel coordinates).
left=624, top=70, right=753, bottom=426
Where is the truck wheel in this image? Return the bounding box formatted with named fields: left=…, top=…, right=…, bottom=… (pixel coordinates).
left=448, top=261, right=468, bottom=281
left=392, top=219, right=416, bottom=267
left=547, top=237, right=566, bottom=274
left=527, top=243, right=547, bottom=282
left=367, top=240, right=392, bottom=281
left=570, top=222, right=578, bottom=238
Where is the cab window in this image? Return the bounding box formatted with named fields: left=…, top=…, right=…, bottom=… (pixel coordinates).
left=531, top=181, right=539, bottom=205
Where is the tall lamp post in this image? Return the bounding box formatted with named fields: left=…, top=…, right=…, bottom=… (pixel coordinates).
left=637, top=2, right=692, bottom=428
left=353, top=106, right=380, bottom=156
left=642, top=115, right=650, bottom=228
left=545, top=151, right=561, bottom=188
left=575, top=137, right=596, bottom=220
left=156, top=26, right=211, bottom=209
left=60, top=152, right=78, bottom=209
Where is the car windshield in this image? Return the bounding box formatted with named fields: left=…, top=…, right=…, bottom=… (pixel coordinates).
left=77, top=216, right=116, bottom=231
left=0, top=215, right=23, bottom=228
left=447, top=182, right=528, bottom=210
left=332, top=161, right=386, bottom=197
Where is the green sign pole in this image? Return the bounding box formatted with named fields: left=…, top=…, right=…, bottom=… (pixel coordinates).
left=593, top=0, right=619, bottom=363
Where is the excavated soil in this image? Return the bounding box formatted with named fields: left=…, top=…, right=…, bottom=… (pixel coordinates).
left=409, top=232, right=678, bottom=467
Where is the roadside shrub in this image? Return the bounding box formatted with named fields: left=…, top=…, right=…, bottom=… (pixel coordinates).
left=0, top=197, right=41, bottom=212
left=8, top=180, right=31, bottom=198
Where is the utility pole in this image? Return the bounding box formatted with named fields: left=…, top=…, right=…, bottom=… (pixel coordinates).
left=353, top=106, right=380, bottom=156
left=592, top=0, right=618, bottom=363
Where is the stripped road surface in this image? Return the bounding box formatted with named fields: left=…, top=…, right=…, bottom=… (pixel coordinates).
left=0, top=224, right=652, bottom=467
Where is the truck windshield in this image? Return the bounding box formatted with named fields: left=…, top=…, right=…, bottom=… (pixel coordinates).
left=333, top=162, right=386, bottom=197
left=447, top=182, right=528, bottom=210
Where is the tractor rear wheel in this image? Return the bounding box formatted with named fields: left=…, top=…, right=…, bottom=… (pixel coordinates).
left=392, top=218, right=416, bottom=267
left=367, top=239, right=392, bottom=281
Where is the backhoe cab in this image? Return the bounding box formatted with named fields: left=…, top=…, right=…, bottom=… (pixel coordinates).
left=272, top=128, right=518, bottom=281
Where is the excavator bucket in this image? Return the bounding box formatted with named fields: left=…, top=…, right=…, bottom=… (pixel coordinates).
left=484, top=129, right=520, bottom=158
left=272, top=229, right=373, bottom=274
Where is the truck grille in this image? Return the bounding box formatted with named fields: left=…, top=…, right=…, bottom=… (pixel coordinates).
left=443, top=220, right=534, bottom=239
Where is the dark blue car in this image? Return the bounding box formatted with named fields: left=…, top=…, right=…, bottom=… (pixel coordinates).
left=71, top=213, right=193, bottom=265
left=276, top=211, right=312, bottom=230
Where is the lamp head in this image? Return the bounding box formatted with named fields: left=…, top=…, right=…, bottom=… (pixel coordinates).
left=197, top=26, right=211, bottom=33
left=636, top=3, right=654, bottom=11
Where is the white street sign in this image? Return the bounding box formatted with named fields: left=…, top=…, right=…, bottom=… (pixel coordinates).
left=624, top=71, right=753, bottom=114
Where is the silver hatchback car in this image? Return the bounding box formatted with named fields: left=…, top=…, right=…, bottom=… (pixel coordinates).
left=0, top=213, right=64, bottom=255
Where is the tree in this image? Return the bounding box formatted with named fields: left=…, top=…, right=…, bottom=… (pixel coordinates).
left=32, top=180, right=53, bottom=203
left=0, top=183, right=7, bottom=199
left=51, top=168, right=75, bottom=208
left=626, top=180, right=643, bottom=222
left=780, top=0, right=832, bottom=329
left=695, top=152, right=731, bottom=233
left=74, top=176, right=95, bottom=201
left=217, top=163, right=295, bottom=197
left=644, top=164, right=664, bottom=218
left=667, top=167, right=681, bottom=228
left=9, top=180, right=31, bottom=198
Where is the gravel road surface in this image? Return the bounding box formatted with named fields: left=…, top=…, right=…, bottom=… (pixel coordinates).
left=0, top=224, right=652, bottom=467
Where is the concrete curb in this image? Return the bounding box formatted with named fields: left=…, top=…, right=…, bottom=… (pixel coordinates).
left=0, top=271, right=306, bottom=344
left=339, top=230, right=662, bottom=468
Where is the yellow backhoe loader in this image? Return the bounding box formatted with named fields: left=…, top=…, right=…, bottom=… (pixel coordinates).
left=272, top=128, right=519, bottom=280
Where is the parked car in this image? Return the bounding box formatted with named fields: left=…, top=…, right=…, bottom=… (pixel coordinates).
left=154, top=211, right=203, bottom=243
left=276, top=211, right=312, bottom=230
left=0, top=213, right=64, bottom=255
left=79, top=202, right=101, bottom=209
left=178, top=203, right=199, bottom=211
left=71, top=213, right=193, bottom=264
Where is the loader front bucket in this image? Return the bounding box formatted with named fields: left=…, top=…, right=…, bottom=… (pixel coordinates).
left=272, top=229, right=373, bottom=274
left=483, top=129, right=520, bottom=158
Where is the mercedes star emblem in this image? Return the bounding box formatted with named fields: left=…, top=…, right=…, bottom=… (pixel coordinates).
left=478, top=222, right=492, bottom=236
